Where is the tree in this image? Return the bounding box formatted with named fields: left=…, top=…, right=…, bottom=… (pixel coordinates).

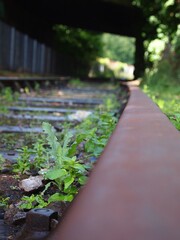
left=133, top=0, right=179, bottom=41
left=133, top=0, right=179, bottom=87
left=132, top=0, right=179, bottom=64
left=100, top=33, right=135, bottom=64
left=54, top=25, right=102, bottom=76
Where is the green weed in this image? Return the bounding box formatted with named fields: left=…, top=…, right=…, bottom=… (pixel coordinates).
left=19, top=194, right=48, bottom=210
left=42, top=122, right=88, bottom=202
left=141, top=55, right=180, bottom=131
left=0, top=196, right=9, bottom=208
left=13, top=140, right=48, bottom=174
left=0, top=154, right=5, bottom=171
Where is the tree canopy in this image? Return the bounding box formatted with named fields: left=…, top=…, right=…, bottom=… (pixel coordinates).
left=133, top=0, right=179, bottom=73
left=54, top=25, right=135, bottom=76
left=54, top=24, right=103, bottom=76
left=100, top=33, right=135, bottom=64
left=133, top=0, right=179, bottom=42
left=54, top=25, right=102, bottom=69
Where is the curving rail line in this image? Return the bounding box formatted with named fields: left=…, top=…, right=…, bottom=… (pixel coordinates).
left=48, top=82, right=180, bottom=240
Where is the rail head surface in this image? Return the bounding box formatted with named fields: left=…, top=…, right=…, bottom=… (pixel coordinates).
left=48, top=84, right=180, bottom=240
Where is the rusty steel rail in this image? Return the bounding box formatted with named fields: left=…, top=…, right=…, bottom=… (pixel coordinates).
left=48, top=83, right=180, bottom=240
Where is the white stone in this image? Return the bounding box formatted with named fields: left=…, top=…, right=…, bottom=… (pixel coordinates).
left=68, top=110, right=92, bottom=121
left=19, top=176, right=43, bottom=192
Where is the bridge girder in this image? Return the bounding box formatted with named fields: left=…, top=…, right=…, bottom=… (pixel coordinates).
left=3, top=0, right=145, bottom=77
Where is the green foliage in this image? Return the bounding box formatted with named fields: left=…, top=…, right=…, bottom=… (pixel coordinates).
left=13, top=92, right=119, bottom=208
left=13, top=140, right=48, bottom=174
left=140, top=10, right=179, bottom=130
left=0, top=87, right=19, bottom=113
left=75, top=111, right=118, bottom=157
left=133, top=0, right=179, bottom=68
left=0, top=154, right=5, bottom=171
left=54, top=24, right=102, bottom=61
left=42, top=122, right=88, bottom=202
left=100, top=33, right=135, bottom=64
left=2, top=87, right=13, bottom=102
left=68, top=78, right=89, bottom=88
left=141, top=58, right=180, bottom=131
left=42, top=122, right=72, bottom=166
left=13, top=146, right=32, bottom=174
left=90, top=58, right=134, bottom=79
left=34, top=82, right=40, bottom=92
left=169, top=114, right=180, bottom=130
left=18, top=182, right=52, bottom=210
left=54, top=25, right=136, bottom=76
left=54, top=24, right=102, bottom=76
left=141, top=60, right=179, bottom=89
left=19, top=194, right=48, bottom=210
left=0, top=196, right=9, bottom=208
left=133, top=0, right=179, bottom=41
left=32, top=140, right=48, bottom=168
left=102, top=94, right=120, bottom=112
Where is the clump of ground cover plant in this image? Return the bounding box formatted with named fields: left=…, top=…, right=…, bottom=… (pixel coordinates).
left=11, top=93, right=120, bottom=210
left=0, top=87, right=19, bottom=113
left=141, top=56, right=180, bottom=131
left=142, top=83, right=180, bottom=130
left=139, top=23, right=180, bottom=130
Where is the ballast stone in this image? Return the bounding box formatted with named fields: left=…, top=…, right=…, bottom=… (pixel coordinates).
left=19, top=176, right=43, bottom=192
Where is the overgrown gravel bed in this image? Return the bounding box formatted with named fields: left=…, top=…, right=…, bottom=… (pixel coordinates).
left=0, top=81, right=129, bottom=239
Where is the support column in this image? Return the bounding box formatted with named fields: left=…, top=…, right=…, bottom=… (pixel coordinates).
left=134, top=35, right=145, bottom=79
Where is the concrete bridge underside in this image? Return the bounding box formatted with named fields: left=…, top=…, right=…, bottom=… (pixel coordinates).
left=2, top=0, right=145, bottom=78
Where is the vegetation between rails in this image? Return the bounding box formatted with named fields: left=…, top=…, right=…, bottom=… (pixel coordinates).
left=0, top=85, right=123, bottom=212
left=13, top=110, right=119, bottom=209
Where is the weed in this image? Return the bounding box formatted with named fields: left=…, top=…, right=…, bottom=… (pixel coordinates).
left=0, top=87, right=19, bottom=113
left=13, top=146, right=32, bottom=174
left=142, top=84, right=180, bottom=130
left=2, top=87, right=13, bottom=102
left=32, top=139, right=49, bottom=169
left=0, top=154, right=5, bottom=170
left=168, top=114, right=180, bottom=130
left=19, top=194, right=48, bottom=210
left=96, top=93, right=120, bottom=113
left=12, top=92, right=120, bottom=208
left=74, top=112, right=118, bottom=157
left=42, top=122, right=88, bottom=202
left=0, top=196, right=9, bottom=208
left=34, top=82, right=40, bottom=92
left=13, top=140, right=48, bottom=174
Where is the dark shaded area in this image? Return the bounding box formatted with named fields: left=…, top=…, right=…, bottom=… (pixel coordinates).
left=1, top=0, right=146, bottom=78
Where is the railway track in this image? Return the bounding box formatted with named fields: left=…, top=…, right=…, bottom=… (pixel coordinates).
left=0, top=77, right=126, bottom=239
left=0, top=77, right=120, bottom=155
left=1, top=78, right=179, bottom=240
left=48, top=82, right=180, bottom=240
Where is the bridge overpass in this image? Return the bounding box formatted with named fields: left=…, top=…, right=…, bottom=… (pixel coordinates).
left=1, top=0, right=146, bottom=77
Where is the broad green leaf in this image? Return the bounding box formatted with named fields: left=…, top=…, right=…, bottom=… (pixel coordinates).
left=68, top=142, right=77, bottom=156
left=45, top=169, right=67, bottom=180
left=63, top=132, right=73, bottom=154
left=64, top=176, right=74, bottom=190
left=74, top=163, right=86, bottom=172
left=48, top=193, right=73, bottom=203
left=78, top=176, right=88, bottom=185
left=64, top=185, right=78, bottom=194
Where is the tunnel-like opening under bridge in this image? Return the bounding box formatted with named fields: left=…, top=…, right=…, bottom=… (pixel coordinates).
left=2, top=0, right=146, bottom=78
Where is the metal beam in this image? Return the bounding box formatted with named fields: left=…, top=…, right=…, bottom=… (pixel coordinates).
left=48, top=83, right=180, bottom=240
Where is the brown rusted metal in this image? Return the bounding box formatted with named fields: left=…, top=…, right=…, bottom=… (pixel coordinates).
left=48, top=83, right=180, bottom=240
